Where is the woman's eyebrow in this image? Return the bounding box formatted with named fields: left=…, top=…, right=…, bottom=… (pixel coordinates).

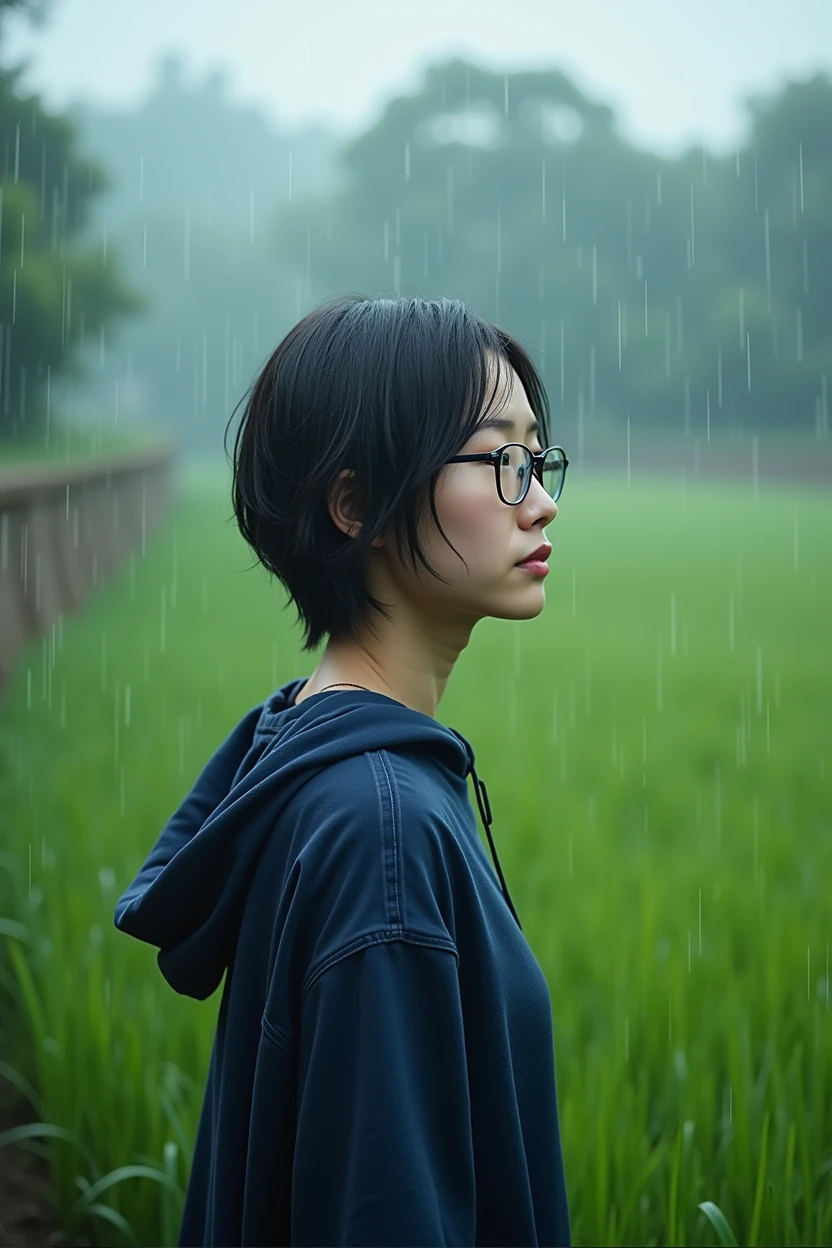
left=476, top=415, right=539, bottom=436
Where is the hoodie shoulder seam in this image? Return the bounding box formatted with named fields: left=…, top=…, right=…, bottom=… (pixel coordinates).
left=259, top=931, right=459, bottom=1056
left=304, top=928, right=459, bottom=1000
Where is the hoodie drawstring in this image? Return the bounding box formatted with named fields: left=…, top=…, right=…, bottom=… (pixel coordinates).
left=470, top=764, right=523, bottom=932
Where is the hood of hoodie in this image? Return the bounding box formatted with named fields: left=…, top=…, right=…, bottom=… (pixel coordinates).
left=113, top=676, right=520, bottom=999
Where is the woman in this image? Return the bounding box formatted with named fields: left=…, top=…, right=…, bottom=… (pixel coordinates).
left=114, top=294, right=571, bottom=1247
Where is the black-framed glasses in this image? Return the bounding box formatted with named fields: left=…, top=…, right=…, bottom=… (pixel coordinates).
left=446, top=444, right=569, bottom=506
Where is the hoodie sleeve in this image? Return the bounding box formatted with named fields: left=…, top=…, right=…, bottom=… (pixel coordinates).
left=290, top=938, right=476, bottom=1247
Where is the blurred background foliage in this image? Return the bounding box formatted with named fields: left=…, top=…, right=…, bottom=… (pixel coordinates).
left=0, top=0, right=829, bottom=454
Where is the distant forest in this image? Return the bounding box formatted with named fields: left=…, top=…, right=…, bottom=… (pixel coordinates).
left=1, top=8, right=830, bottom=453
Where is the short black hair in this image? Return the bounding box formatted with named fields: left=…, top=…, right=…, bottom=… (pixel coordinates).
left=225, top=293, right=551, bottom=654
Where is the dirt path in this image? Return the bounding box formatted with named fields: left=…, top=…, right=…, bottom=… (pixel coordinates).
left=0, top=1077, right=66, bottom=1248
left=579, top=438, right=831, bottom=490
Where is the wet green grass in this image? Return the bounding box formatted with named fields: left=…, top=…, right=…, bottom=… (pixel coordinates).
left=0, top=465, right=830, bottom=1246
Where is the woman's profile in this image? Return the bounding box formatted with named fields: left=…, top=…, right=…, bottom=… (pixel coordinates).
left=114, top=294, right=571, bottom=1247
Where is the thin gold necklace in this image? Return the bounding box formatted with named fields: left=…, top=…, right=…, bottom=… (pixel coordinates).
left=317, top=682, right=373, bottom=693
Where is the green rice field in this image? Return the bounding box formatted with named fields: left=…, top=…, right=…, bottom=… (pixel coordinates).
left=0, top=462, right=830, bottom=1246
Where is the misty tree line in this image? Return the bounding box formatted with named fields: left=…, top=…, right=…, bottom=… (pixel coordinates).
left=0, top=0, right=829, bottom=451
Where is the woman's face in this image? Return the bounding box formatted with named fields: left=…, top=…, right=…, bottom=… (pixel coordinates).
left=360, top=355, right=560, bottom=633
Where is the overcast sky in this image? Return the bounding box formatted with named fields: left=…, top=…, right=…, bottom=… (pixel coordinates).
left=4, top=0, right=831, bottom=156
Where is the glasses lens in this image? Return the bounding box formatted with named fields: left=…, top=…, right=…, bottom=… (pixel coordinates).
left=499, top=446, right=564, bottom=503
left=540, top=449, right=565, bottom=501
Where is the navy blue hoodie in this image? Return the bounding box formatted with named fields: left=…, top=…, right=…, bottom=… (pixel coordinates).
left=113, top=677, right=571, bottom=1247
